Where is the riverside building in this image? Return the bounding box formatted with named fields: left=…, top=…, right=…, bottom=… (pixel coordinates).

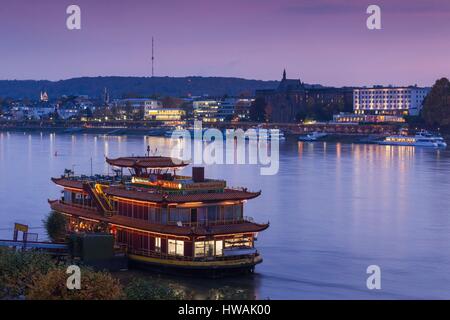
left=353, top=86, right=430, bottom=116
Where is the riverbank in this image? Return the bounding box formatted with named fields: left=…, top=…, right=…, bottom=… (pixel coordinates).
left=0, top=121, right=396, bottom=143
left=0, top=126, right=383, bottom=144
left=0, top=119, right=400, bottom=136
left=0, top=125, right=151, bottom=136
left=0, top=246, right=256, bottom=300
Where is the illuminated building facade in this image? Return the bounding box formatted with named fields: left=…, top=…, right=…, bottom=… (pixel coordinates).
left=353, top=86, right=430, bottom=116
left=193, top=100, right=220, bottom=122
left=333, top=112, right=406, bottom=124
left=144, top=108, right=185, bottom=121
left=112, top=98, right=162, bottom=110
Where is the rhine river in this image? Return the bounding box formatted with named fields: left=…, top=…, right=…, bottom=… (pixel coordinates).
left=1, top=131, right=450, bottom=299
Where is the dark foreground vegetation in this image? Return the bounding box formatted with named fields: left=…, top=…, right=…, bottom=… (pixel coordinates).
left=0, top=212, right=253, bottom=300
left=0, top=247, right=252, bottom=300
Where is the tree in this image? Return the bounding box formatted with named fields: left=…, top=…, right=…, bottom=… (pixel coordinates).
left=162, top=96, right=184, bottom=109
left=27, top=268, right=124, bottom=300
left=180, top=102, right=193, bottom=120
left=422, top=78, right=450, bottom=127
left=125, top=101, right=134, bottom=119
left=133, top=107, right=145, bottom=121
left=43, top=211, right=67, bottom=242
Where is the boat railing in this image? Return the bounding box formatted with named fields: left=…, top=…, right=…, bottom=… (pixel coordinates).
left=166, top=216, right=258, bottom=227
left=60, top=200, right=99, bottom=212
left=125, top=247, right=257, bottom=262
left=61, top=174, right=131, bottom=185
left=57, top=201, right=266, bottom=228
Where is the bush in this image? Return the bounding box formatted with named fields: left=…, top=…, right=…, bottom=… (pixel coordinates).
left=0, top=248, right=57, bottom=298
left=27, top=268, right=124, bottom=300
left=124, top=278, right=184, bottom=300
left=43, top=211, right=67, bottom=242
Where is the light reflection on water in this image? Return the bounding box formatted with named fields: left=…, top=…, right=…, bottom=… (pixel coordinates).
left=1, top=132, right=450, bottom=299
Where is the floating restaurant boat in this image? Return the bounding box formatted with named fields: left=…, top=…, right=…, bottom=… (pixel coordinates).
left=49, top=156, right=269, bottom=276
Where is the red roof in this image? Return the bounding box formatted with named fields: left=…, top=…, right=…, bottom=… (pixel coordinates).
left=106, top=156, right=188, bottom=169
left=49, top=200, right=269, bottom=236
left=51, top=178, right=84, bottom=190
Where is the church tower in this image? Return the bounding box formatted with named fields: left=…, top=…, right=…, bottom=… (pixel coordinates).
left=40, top=91, right=49, bottom=102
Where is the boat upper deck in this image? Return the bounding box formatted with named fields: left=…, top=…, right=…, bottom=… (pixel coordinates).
left=50, top=156, right=268, bottom=237
left=106, top=156, right=189, bottom=169
left=52, top=176, right=260, bottom=203
left=49, top=200, right=269, bottom=237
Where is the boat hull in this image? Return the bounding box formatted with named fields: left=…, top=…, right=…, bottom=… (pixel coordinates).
left=128, top=253, right=263, bottom=277
left=377, top=141, right=439, bottom=147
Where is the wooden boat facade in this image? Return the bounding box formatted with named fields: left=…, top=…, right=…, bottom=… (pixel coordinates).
left=49, top=156, right=269, bottom=274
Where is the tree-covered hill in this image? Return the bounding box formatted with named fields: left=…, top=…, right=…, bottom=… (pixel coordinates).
left=0, top=76, right=282, bottom=99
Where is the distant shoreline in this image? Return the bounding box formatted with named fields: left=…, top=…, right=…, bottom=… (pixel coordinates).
left=0, top=125, right=154, bottom=136
left=0, top=124, right=394, bottom=145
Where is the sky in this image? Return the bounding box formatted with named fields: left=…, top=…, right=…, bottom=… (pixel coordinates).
left=0, top=0, right=449, bottom=87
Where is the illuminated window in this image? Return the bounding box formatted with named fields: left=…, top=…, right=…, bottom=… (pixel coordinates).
left=155, top=237, right=161, bottom=253
left=215, top=240, right=223, bottom=256
left=205, top=241, right=214, bottom=257
left=224, top=236, right=252, bottom=249
left=168, top=239, right=184, bottom=256
left=194, top=240, right=224, bottom=257
left=194, top=241, right=205, bottom=257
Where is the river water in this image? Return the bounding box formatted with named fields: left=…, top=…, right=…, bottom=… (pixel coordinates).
left=1, top=131, right=450, bottom=299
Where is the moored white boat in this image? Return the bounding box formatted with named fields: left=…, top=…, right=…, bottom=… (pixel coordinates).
left=378, top=130, right=447, bottom=148
left=245, top=128, right=286, bottom=141
left=416, top=130, right=447, bottom=148
left=298, top=131, right=328, bottom=141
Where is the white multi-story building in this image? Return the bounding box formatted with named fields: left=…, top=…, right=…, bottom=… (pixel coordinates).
left=113, top=98, right=162, bottom=111
left=353, top=86, right=430, bottom=116
left=193, top=98, right=254, bottom=122
left=193, top=100, right=220, bottom=122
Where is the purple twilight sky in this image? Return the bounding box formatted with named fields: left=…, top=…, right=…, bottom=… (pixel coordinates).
left=0, top=0, right=449, bottom=86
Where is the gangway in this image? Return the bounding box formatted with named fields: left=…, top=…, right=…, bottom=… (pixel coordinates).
left=82, top=182, right=114, bottom=217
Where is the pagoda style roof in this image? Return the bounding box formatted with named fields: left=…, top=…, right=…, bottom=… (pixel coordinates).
left=49, top=200, right=269, bottom=237
left=106, top=156, right=188, bottom=169
left=105, top=186, right=261, bottom=203
left=51, top=177, right=84, bottom=190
